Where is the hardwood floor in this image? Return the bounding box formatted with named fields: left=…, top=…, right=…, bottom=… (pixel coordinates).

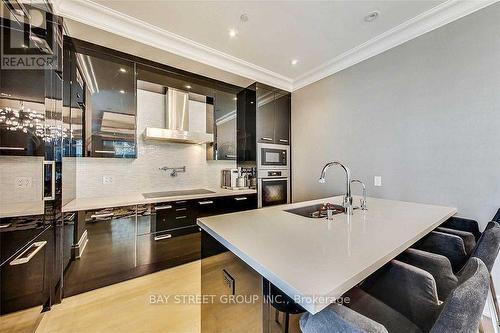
left=38, top=260, right=201, bottom=333
left=0, top=306, right=43, bottom=333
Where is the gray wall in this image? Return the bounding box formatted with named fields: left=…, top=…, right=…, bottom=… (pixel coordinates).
left=292, top=3, right=500, bottom=227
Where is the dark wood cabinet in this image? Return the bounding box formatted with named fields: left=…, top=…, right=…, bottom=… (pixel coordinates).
left=236, top=88, right=257, bottom=165
left=274, top=92, right=291, bottom=145
left=64, top=38, right=137, bottom=158
left=0, top=21, right=46, bottom=156
left=63, top=193, right=257, bottom=296
left=222, top=194, right=258, bottom=213
left=256, top=86, right=291, bottom=146
left=63, top=206, right=137, bottom=297
left=237, top=83, right=290, bottom=165
left=256, top=86, right=276, bottom=144
left=1, top=225, right=53, bottom=314
left=195, top=197, right=222, bottom=217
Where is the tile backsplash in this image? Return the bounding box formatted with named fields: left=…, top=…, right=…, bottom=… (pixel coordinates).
left=74, top=89, right=235, bottom=199
left=0, top=156, right=44, bottom=204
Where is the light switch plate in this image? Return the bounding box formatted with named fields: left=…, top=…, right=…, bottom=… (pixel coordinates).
left=102, top=176, right=114, bottom=185
left=374, top=176, right=382, bottom=187
left=15, top=177, right=32, bottom=189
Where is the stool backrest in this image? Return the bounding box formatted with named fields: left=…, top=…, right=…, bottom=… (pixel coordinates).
left=492, top=209, right=500, bottom=223
left=431, top=258, right=489, bottom=333
left=471, top=221, right=500, bottom=272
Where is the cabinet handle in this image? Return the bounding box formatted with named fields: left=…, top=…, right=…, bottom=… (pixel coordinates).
left=44, top=160, right=56, bottom=201
left=0, top=146, right=26, bottom=151
left=155, top=205, right=173, bottom=211
left=175, top=215, right=187, bottom=219
left=0, top=223, right=11, bottom=229
left=154, top=234, right=172, bottom=241
left=176, top=200, right=187, bottom=204
left=10, top=241, right=47, bottom=265
left=234, top=197, right=247, bottom=201
left=175, top=207, right=187, bottom=212
left=225, top=154, right=236, bottom=159
left=198, top=200, right=214, bottom=205
left=279, top=139, right=288, bottom=143
left=261, top=137, right=273, bottom=141
left=90, top=212, right=114, bottom=219
left=94, top=150, right=115, bottom=154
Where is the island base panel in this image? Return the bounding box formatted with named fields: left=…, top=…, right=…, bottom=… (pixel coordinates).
left=201, top=230, right=302, bottom=333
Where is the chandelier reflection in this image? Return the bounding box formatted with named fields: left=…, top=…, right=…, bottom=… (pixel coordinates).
left=0, top=103, right=68, bottom=142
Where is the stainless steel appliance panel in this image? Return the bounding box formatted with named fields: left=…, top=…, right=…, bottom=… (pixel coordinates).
left=257, top=143, right=289, bottom=170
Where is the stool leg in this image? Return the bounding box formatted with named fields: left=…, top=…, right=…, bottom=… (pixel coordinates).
left=490, top=276, right=500, bottom=326
left=284, top=312, right=289, bottom=333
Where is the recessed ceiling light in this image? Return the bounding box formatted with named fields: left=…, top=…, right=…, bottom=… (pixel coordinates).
left=229, top=29, right=238, bottom=38
left=185, top=85, right=192, bottom=89
left=119, top=90, right=125, bottom=94
left=291, top=59, right=299, bottom=66
left=233, top=97, right=237, bottom=101
left=119, top=68, right=127, bottom=73
left=364, top=11, right=380, bottom=22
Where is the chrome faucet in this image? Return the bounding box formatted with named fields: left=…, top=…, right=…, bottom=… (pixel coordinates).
left=351, top=179, right=367, bottom=210
left=319, top=161, right=353, bottom=215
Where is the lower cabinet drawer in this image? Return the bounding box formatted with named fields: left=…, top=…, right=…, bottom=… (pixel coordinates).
left=136, top=230, right=201, bottom=267
left=152, top=202, right=196, bottom=234
left=222, top=194, right=258, bottom=213
left=1, top=226, right=52, bottom=314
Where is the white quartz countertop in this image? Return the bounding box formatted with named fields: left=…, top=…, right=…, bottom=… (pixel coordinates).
left=197, top=196, right=456, bottom=314
left=62, top=188, right=257, bottom=212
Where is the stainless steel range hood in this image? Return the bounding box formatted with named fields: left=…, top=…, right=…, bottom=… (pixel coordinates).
left=143, top=87, right=214, bottom=144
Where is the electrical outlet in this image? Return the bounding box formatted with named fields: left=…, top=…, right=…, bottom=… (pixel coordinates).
left=15, top=177, right=32, bottom=189
left=374, top=176, right=382, bottom=187
left=102, top=176, right=114, bottom=185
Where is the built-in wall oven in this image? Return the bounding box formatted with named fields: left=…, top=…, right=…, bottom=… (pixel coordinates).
left=257, top=143, right=289, bottom=170
left=257, top=169, right=290, bottom=208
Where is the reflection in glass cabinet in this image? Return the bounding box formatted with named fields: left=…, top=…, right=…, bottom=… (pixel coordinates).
left=66, top=41, right=137, bottom=158
left=211, top=90, right=237, bottom=161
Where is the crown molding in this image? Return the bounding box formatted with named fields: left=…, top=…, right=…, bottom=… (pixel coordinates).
left=292, top=0, right=499, bottom=91
left=54, top=0, right=498, bottom=93
left=54, top=0, right=293, bottom=91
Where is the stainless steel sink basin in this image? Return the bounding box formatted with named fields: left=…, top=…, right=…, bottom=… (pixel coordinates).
left=142, top=189, right=215, bottom=198
left=284, top=204, right=345, bottom=219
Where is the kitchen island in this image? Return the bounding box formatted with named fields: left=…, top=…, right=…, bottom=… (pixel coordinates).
left=197, top=196, right=456, bottom=332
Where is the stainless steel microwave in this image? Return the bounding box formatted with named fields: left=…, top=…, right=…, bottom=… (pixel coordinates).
left=257, top=143, right=289, bottom=169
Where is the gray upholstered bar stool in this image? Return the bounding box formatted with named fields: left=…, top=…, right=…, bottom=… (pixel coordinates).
left=300, top=258, right=489, bottom=333
left=414, top=221, right=500, bottom=273
left=410, top=221, right=500, bottom=318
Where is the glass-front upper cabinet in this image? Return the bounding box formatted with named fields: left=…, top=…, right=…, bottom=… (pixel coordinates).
left=211, top=90, right=237, bottom=160
left=0, top=16, right=46, bottom=156
left=66, top=40, right=136, bottom=158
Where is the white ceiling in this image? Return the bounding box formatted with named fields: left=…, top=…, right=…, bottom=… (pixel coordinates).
left=55, top=0, right=498, bottom=91
left=93, top=0, right=443, bottom=78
